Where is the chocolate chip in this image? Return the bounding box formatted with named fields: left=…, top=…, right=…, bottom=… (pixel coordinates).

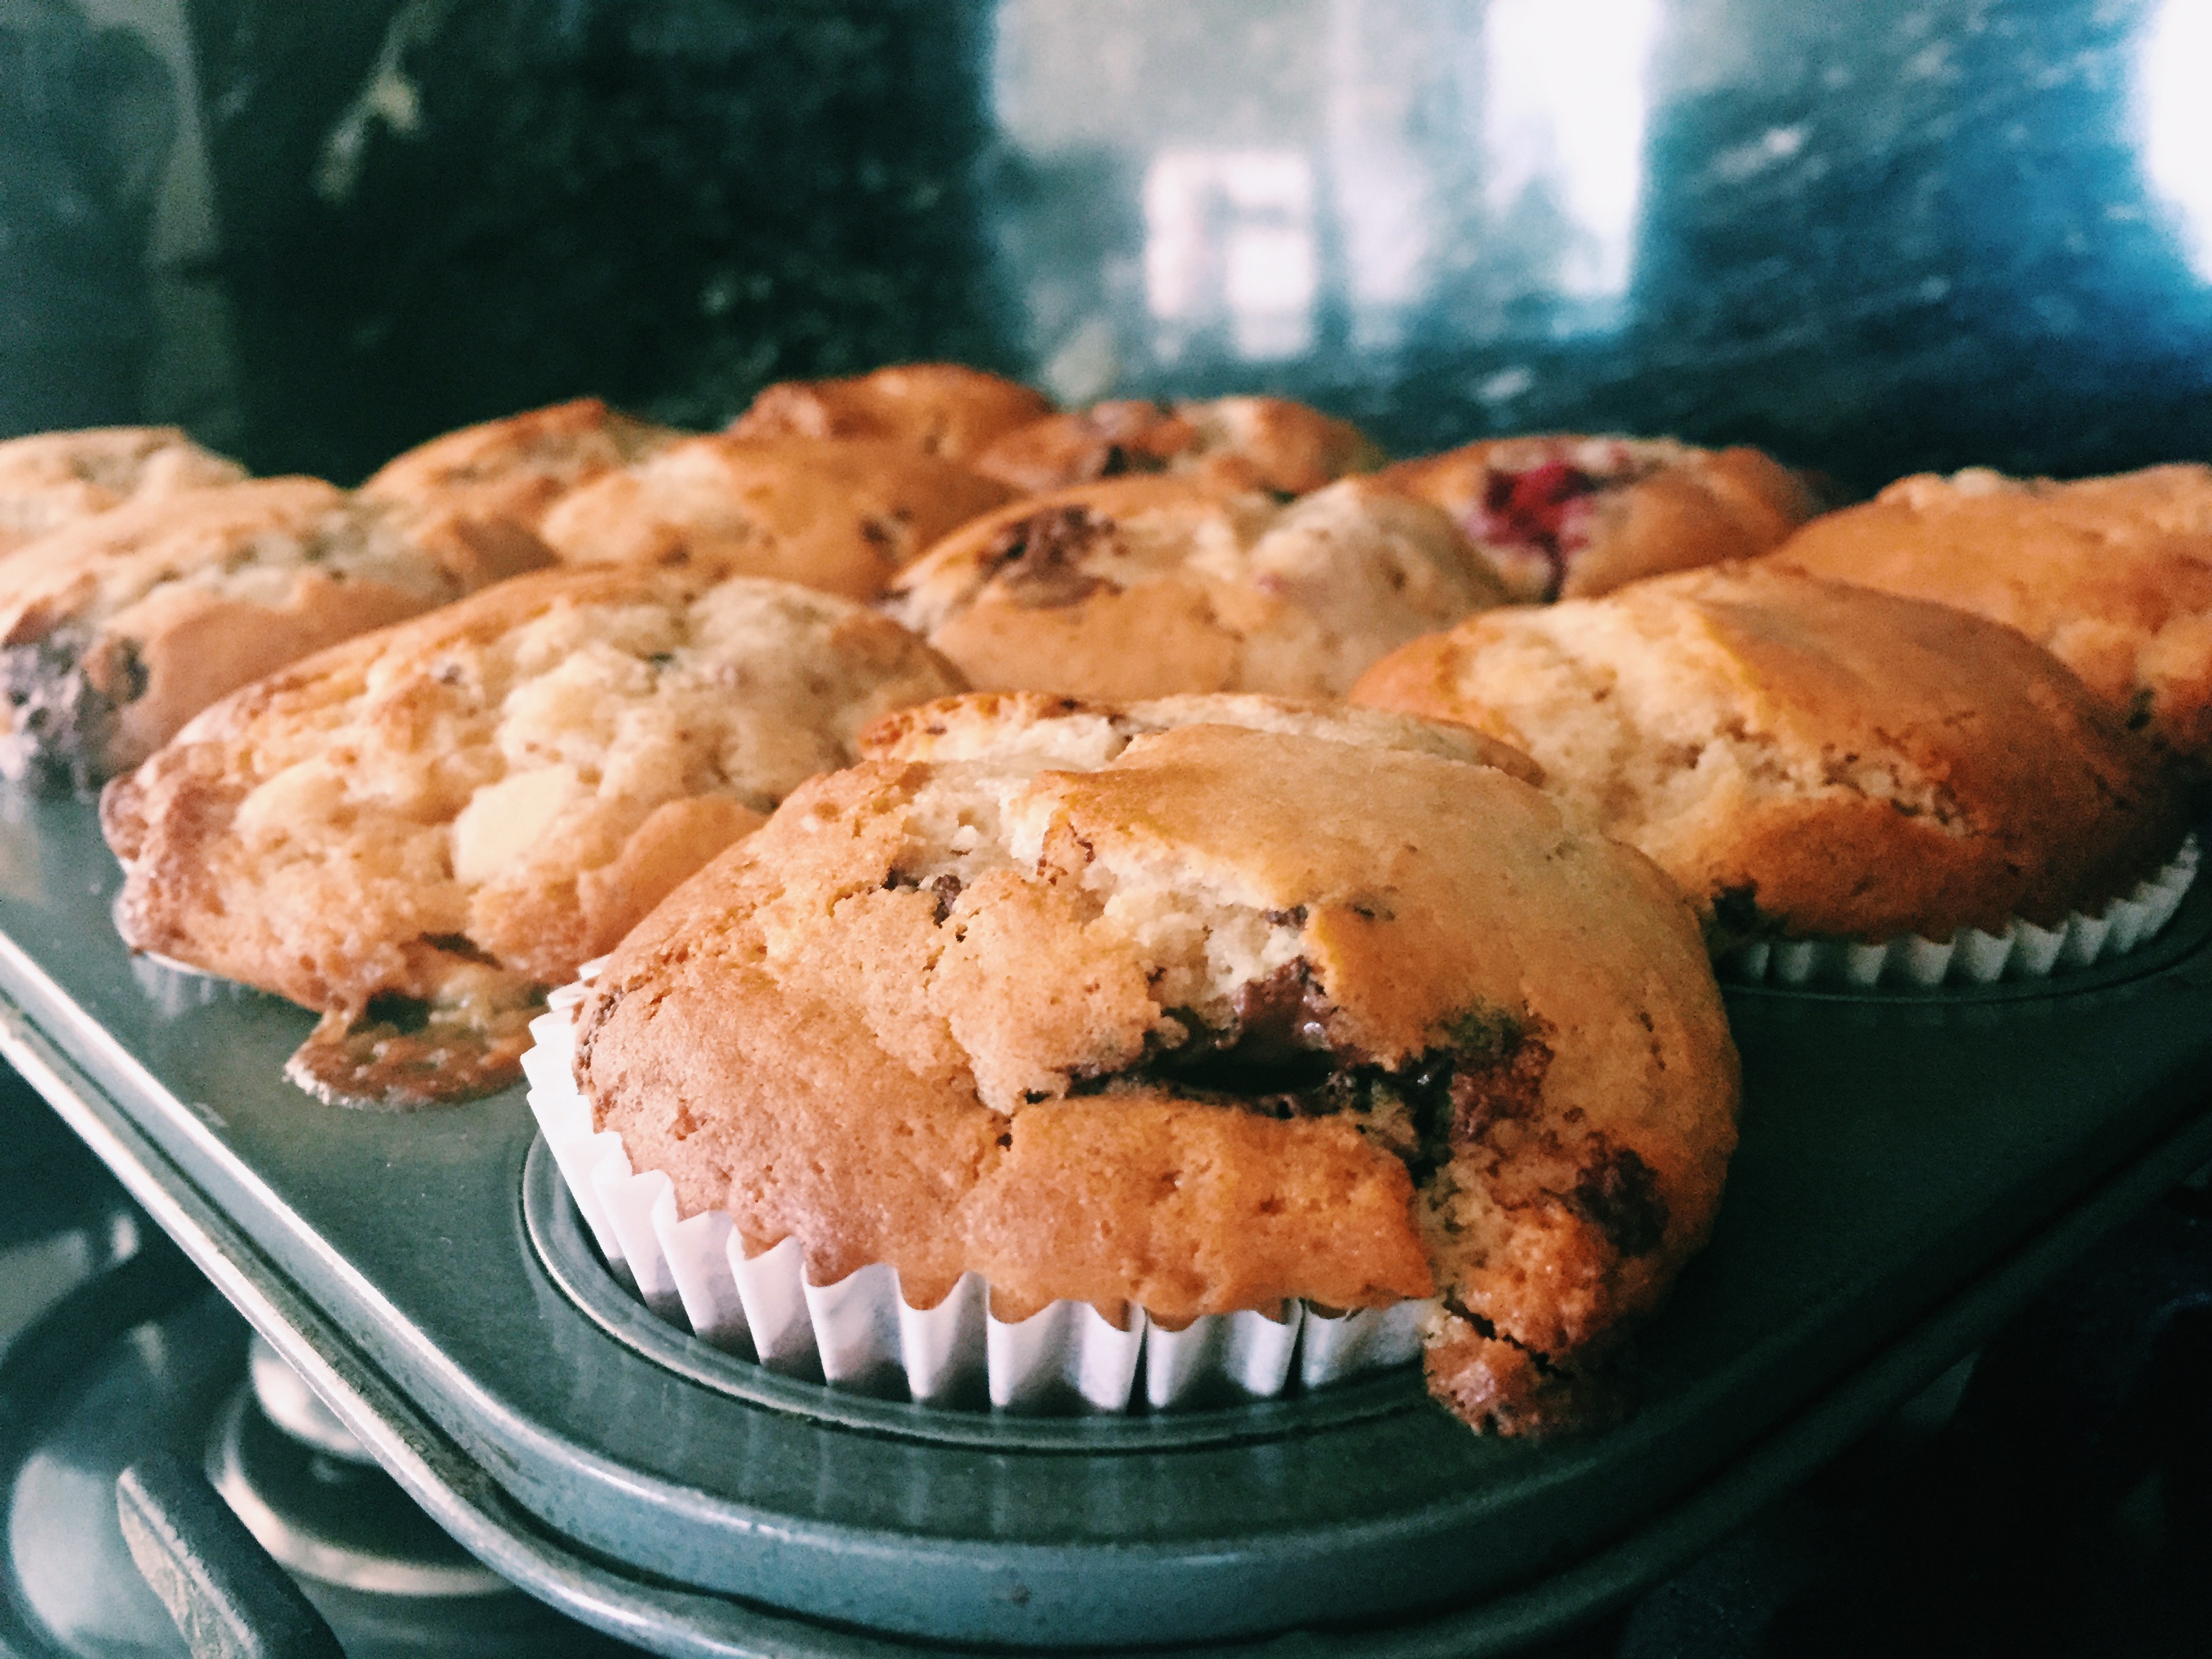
left=1570, top=1143, right=1670, bottom=1256
left=979, top=506, right=1115, bottom=609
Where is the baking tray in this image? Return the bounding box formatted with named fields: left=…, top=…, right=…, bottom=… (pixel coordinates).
left=3, top=787, right=2211, bottom=1655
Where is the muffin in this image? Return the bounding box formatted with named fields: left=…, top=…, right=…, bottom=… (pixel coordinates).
left=1765, top=464, right=2212, bottom=770
left=971, top=395, right=1385, bottom=497
left=359, top=398, right=683, bottom=573
left=0, top=478, right=548, bottom=792
left=1353, top=565, right=2185, bottom=966
left=537, top=434, right=1017, bottom=600
left=573, top=717, right=1740, bottom=1433
left=0, top=426, right=247, bottom=556
left=102, top=568, right=965, bottom=1107
left=727, top=363, right=1052, bottom=463
left=1378, top=435, right=1815, bottom=602
left=882, top=475, right=1510, bottom=701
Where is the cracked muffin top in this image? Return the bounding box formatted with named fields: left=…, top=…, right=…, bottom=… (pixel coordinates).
left=360, top=398, right=684, bottom=573
left=0, top=426, right=247, bottom=556
left=1353, top=564, right=2182, bottom=944
left=1765, top=464, right=2212, bottom=772
left=535, top=434, right=1016, bottom=600
left=0, top=478, right=548, bottom=792
left=726, top=363, right=1053, bottom=463
left=1380, top=435, right=1814, bottom=603
left=860, top=687, right=1544, bottom=786
left=970, top=394, right=1385, bottom=497
left=575, top=718, right=1738, bottom=1434
left=882, top=475, right=1511, bottom=702
left=102, top=567, right=964, bottom=1109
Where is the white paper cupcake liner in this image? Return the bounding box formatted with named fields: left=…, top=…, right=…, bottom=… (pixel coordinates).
left=522, top=972, right=1433, bottom=1412
left=1719, top=834, right=2200, bottom=989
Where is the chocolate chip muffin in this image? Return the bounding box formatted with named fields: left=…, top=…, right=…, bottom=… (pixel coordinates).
left=360, top=398, right=683, bottom=575
left=103, top=569, right=964, bottom=1108
left=727, top=363, right=1053, bottom=463
left=882, top=476, right=1510, bottom=701
left=1, top=478, right=548, bottom=792
left=537, top=434, right=1016, bottom=600
left=1379, top=435, right=1814, bottom=603
left=971, top=395, right=1385, bottom=497
left=1353, top=564, right=2183, bottom=948
left=575, top=720, right=1739, bottom=1434
left=0, top=426, right=247, bottom=556
left=1765, top=464, right=2212, bottom=771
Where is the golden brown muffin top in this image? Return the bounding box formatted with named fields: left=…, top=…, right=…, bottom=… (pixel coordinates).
left=1765, top=464, right=2212, bottom=768
left=860, top=687, right=1544, bottom=785
left=577, top=720, right=1738, bottom=1433
left=883, top=475, right=1509, bottom=701
left=0, top=426, right=247, bottom=555
left=972, top=394, right=1385, bottom=497
left=104, top=566, right=963, bottom=1107
left=359, top=398, right=682, bottom=571
left=0, top=478, right=548, bottom=787
left=1380, top=434, right=1814, bottom=602
left=536, top=434, right=1015, bottom=601
left=727, top=363, right=1052, bottom=463
left=1353, top=563, right=2182, bottom=942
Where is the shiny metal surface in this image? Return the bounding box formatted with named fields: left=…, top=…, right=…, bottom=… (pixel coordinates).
left=7, top=784, right=2212, bottom=1651
left=2, top=1, right=2207, bottom=490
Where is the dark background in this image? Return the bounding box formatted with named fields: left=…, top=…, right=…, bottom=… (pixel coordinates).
left=4, top=0, right=2209, bottom=493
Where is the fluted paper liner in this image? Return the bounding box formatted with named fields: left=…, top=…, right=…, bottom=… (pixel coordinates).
left=523, top=974, right=1433, bottom=1412
left=1720, top=835, right=2199, bottom=989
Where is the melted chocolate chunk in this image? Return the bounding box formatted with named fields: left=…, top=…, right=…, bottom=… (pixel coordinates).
left=284, top=979, right=546, bottom=1110
left=1569, top=1143, right=1670, bottom=1256
left=980, top=506, right=1116, bottom=609
left=1446, top=1032, right=1553, bottom=1145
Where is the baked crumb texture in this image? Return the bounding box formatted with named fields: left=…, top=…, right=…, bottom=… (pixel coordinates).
left=0, top=477, right=548, bottom=792
left=971, top=395, right=1385, bottom=497
left=575, top=718, right=1739, bottom=1435
left=1353, top=564, right=2182, bottom=945
left=1766, top=464, right=2212, bottom=773
left=536, top=434, right=1015, bottom=600
left=727, top=363, right=1054, bottom=464
left=882, top=475, right=1511, bottom=701
left=100, top=568, right=965, bottom=1108
left=0, top=426, right=247, bottom=556
left=359, top=397, right=684, bottom=576
left=1380, top=434, right=1814, bottom=603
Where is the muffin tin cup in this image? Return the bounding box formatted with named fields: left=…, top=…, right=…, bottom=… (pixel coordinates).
left=1719, top=834, right=2200, bottom=989
left=521, top=976, right=1434, bottom=1412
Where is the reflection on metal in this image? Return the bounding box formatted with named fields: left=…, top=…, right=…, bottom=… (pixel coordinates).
left=990, top=0, right=1664, bottom=385
left=2139, top=0, right=2212, bottom=283
left=1483, top=0, right=1660, bottom=307
left=1143, top=149, right=1317, bottom=361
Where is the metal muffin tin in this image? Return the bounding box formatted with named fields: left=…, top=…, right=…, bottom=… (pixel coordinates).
left=4, top=789, right=2212, bottom=1655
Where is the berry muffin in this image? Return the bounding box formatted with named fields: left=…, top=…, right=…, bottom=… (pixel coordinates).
left=1765, top=464, right=2212, bottom=771
left=0, top=426, right=247, bottom=556
left=1379, top=436, right=1814, bottom=602
left=1353, top=565, right=2185, bottom=964
left=727, top=363, right=1052, bottom=463
left=882, top=476, right=1510, bottom=701
left=972, top=395, right=1385, bottom=497
left=103, top=569, right=964, bottom=1107
left=1, top=478, right=548, bottom=792
left=537, top=434, right=1016, bottom=600
left=360, top=398, right=684, bottom=574
left=573, top=718, right=1740, bottom=1433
